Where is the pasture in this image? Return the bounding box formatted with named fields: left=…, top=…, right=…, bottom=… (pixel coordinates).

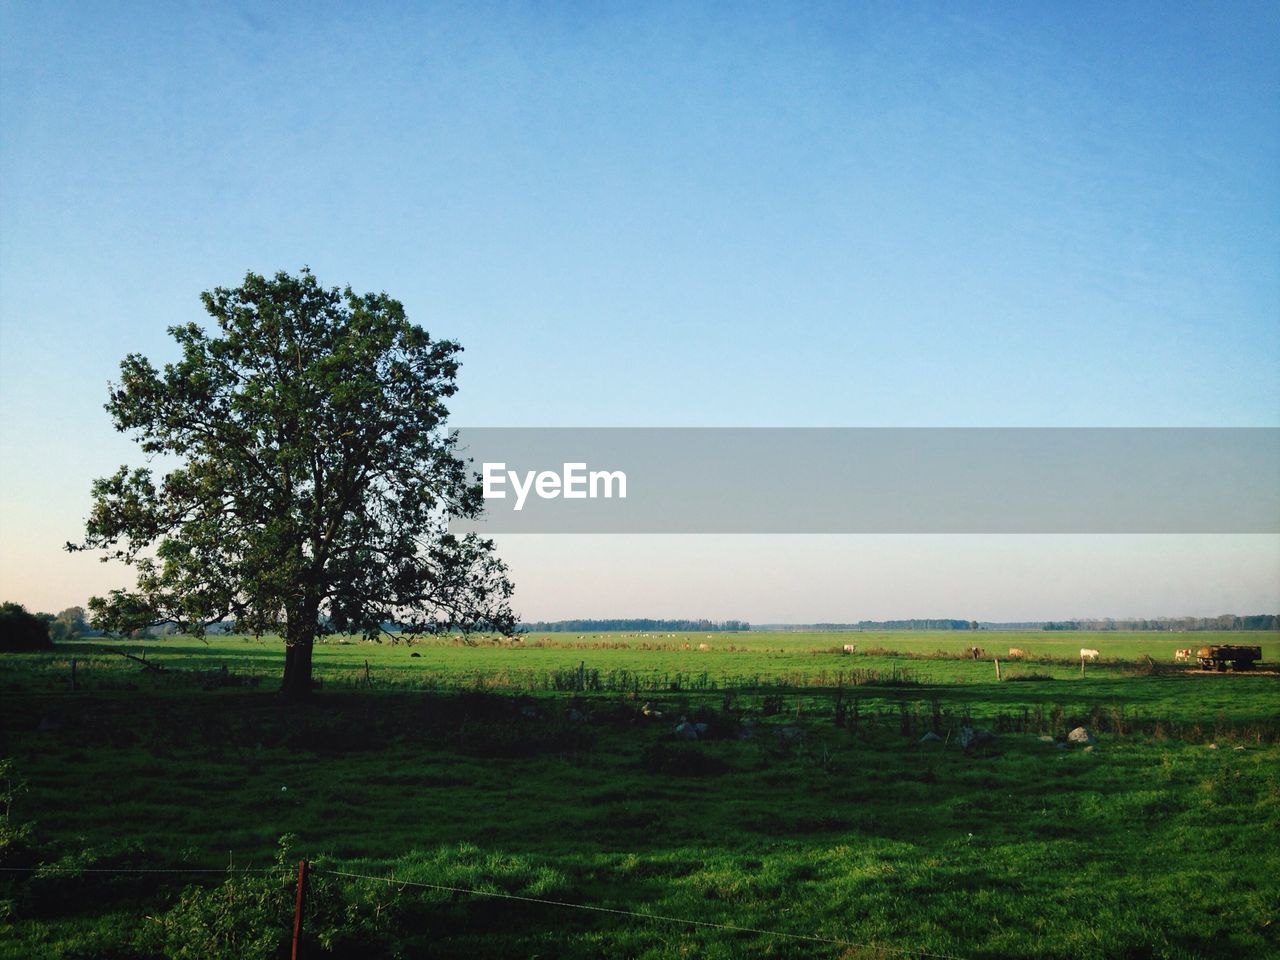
left=1, top=631, right=1277, bottom=959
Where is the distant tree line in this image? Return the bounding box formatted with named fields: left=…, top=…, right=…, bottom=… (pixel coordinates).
left=520, top=619, right=751, bottom=633
left=764, top=620, right=980, bottom=631
left=0, top=603, right=95, bottom=651
left=1044, top=615, right=1278, bottom=631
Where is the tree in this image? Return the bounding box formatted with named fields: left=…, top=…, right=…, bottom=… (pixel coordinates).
left=0, top=603, right=53, bottom=652
left=70, top=268, right=515, bottom=698
left=46, top=606, right=88, bottom=642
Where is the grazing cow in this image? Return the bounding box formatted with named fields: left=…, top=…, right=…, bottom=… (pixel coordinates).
left=1079, top=648, right=1100, bottom=661
left=1174, top=648, right=1192, bottom=661
left=1008, top=648, right=1026, bottom=658
left=969, top=646, right=984, bottom=660
left=842, top=644, right=856, bottom=654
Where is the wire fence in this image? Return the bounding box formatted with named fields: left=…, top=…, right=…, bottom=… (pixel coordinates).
left=0, top=859, right=967, bottom=960
left=317, top=865, right=966, bottom=960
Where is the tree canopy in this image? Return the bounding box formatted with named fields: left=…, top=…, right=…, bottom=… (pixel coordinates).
left=0, top=602, right=53, bottom=652
left=70, top=268, right=515, bottom=696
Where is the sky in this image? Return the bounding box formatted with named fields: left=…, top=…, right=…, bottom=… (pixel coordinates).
left=1, top=1, right=1278, bottom=621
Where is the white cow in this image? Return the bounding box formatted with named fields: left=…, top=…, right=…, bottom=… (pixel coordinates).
left=1174, top=648, right=1193, bottom=661
left=1008, top=648, right=1026, bottom=658
left=842, top=644, right=856, bottom=654
left=1079, top=648, right=1100, bottom=661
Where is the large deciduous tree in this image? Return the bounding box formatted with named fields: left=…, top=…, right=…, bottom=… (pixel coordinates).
left=70, top=269, right=515, bottom=698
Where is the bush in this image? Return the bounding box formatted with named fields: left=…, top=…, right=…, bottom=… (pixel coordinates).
left=155, top=861, right=292, bottom=960
left=0, top=602, right=52, bottom=652
left=0, top=758, right=34, bottom=865
left=151, top=836, right=410, bottom=959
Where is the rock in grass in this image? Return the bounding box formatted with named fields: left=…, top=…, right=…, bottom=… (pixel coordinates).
left=919, top=731, right=943, bottom=743
left=958, top=726, right=995, bottom=749
left=674, top=721, right=699, bottom=741
left=1067, top=727, right=1095, bottom=745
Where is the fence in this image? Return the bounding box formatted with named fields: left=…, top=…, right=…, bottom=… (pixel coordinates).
left=0, top=859, right=965, bottom=960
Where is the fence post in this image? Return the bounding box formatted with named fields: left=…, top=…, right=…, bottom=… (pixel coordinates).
left=291, top=858, right=309, bottom=960
left=70, top=658, right=77, bottom=692
left=994, top=658, right=1002, bottom=681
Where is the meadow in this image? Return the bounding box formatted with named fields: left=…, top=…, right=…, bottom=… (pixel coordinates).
left=1, top=631, right=1277, bottom=959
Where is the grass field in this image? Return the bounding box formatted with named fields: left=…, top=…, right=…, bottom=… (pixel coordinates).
left=2, top=631, right=1278, bottom=958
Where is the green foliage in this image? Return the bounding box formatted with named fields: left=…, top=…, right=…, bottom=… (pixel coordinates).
left=135, top=837, right=570, bottom=959
left=150, top=836, right=312, bottom=960
left=3, top=636, right=1279, bottom=958
left=44, top=607, right=88, bottom=643
left=0, top=758, right=34, bottom=868
left=0, top=602, right=52, bottom=652
left=68, top=268, right=515, bottom=694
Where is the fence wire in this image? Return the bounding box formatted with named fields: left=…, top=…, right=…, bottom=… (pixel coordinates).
left=0, top=860, right=967, bottom=959
left=316, top=865, right=967, bottom=960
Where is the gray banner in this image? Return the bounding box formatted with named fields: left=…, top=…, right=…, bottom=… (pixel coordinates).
left=450, top=428, right=1280, bottom=533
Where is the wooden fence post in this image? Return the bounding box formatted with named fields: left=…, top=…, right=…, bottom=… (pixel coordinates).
left=291, top=858, right=309, bottom=960
left=70, top=658, right=77, bottom=692
left=994, top=658, right=1002, bottom=681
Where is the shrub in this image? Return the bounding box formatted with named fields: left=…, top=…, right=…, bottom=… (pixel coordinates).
left=0, top=603, right=52, bottom=652
left=0, top=758, right=34, bottom=864
left=154, top=845, right=295, bottom=960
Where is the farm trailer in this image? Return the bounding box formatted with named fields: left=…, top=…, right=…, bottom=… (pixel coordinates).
left=1195, top=645, right=1264, bottom=671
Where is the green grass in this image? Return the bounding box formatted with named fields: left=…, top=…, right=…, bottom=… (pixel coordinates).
left=11, top=628, right=1274, bottom=692
left=2, top=632, right=1278, bottom=958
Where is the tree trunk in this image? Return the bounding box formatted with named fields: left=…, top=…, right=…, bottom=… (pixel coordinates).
left=280, top=616, right=317, bottom=700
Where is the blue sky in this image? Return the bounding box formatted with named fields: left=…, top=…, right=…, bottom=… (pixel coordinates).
left=2, top=2, right=1277, bottom=618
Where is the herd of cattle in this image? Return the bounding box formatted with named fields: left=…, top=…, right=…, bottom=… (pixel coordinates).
left=836, top=643, right=1263, bottom=669
left=838, top=644, right=1104, bottom=660
left=999, top=646, right=1099, bottom=660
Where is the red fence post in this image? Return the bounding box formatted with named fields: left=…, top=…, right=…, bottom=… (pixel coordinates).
left=291, top=858, right=309, bottom=960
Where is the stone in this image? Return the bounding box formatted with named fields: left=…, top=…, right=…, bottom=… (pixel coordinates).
left=1066, top=726, right=1094, bottom=745
left=958, top=726, right=996, bottom=749
left=919, top=731, right=944, bottom=743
